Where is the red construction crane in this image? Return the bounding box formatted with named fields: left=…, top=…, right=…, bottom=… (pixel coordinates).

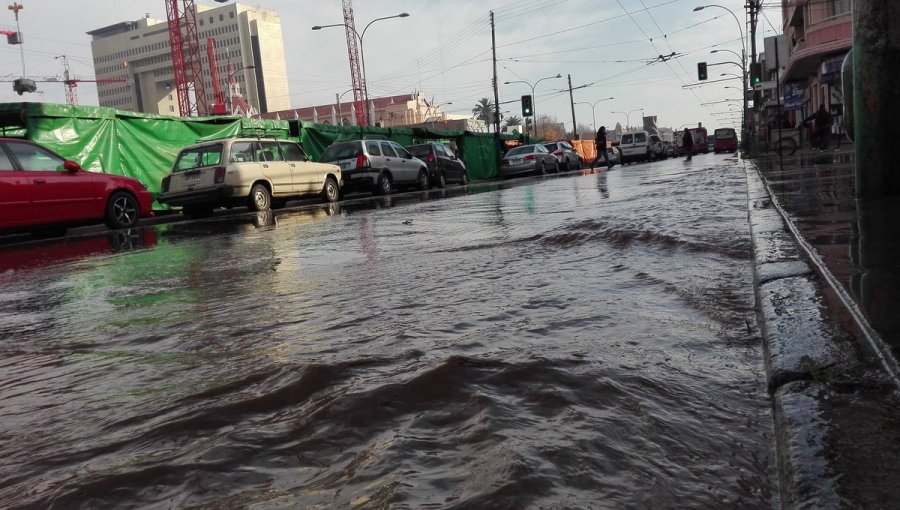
left=57, top=55, right=126, bottom=106
left=342, top=0, right=367, bottom=126
left=165, top=0, right=209, bottom=116
left=206, top=38, right=227, bottom=114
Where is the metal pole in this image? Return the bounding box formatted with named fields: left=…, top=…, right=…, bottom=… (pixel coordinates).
left=568, top=74, right=577, bottom=139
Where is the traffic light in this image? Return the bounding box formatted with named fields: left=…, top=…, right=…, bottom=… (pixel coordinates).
left=697, top=62, right=708, bottom=81
left=750, top=62, right=762, bottom=85
left=521, top=94, right=533, bottom=117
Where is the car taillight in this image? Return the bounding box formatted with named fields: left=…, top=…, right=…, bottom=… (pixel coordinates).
left=356, top=155, right=371, bottom=169
left=425, top=153, right=436, bottom=164
left=524, top=154, right=536, bottom=161
left=161, top=176, right=171, bottom=192
left=554, top=150, right=563, bottom=156
left=214, top=166, right=226, bottom=183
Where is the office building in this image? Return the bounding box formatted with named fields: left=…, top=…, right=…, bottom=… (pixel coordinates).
left=87, top=2, right=289, bottom=116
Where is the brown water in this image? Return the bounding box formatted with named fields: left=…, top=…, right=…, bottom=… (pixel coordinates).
left=0, top=156, right=776, bottom=508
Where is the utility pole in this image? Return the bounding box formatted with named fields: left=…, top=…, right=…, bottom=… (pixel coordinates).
left=568, top=74, right=577, bottom=139
left=855, top=0, right=900, bottom=196
left=748, top=0, right=761, bottom=151
left=490, top=11, right=502, bottom=171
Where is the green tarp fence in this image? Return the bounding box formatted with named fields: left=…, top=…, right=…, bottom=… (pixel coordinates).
left=0, top=102, right=519, bottom=207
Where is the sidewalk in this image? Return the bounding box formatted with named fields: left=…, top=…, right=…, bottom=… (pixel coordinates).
left=746, top=148, right=900, bottom=508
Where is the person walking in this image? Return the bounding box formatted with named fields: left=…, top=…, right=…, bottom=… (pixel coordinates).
left=594, top=126, right=612, bottom=169
left=803, top=104, right=833, bottom=150
left=682, top=129, right=693, bottom=161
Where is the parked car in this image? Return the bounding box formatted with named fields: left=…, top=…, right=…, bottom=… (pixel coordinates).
left=319, top=139, right=429, bottom=195
left=618, top=131, right=652, bottom=163
left=713, top=128, right=738, bottom=153
left=663, top=141, right=676, bottom=158
left=158, top=137, right=342, bottom=218
left=406, top=142, right=468, bottom=187
left=649, top=134, right=667, bottom=160
left=543, top=140, right=582, bottom=171
left=0, top=137, right=154, bottom=237
left=500, top=144, right=558, bottom=178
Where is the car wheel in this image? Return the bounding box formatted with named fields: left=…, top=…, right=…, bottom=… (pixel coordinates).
left=248, top=183, right=271, bottom=211
left=437, top=172, right=447, bottom=188
left=554, top=161, right=560, bottom=173
left=417, top=169, right=430, bottom=191
left=538, top=162, right=546, bottom=175
left=105, top=191, right=140, bottom=229
left=321, top=176, right=340, bottom=203
left=377, top=172, right=393, bottom=195
left=183, top=205, right=214, bottom=218
left=461, top=172, right=469, bottom=185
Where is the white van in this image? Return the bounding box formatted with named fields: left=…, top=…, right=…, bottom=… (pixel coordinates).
left=618, top=131, right=652, bottom=163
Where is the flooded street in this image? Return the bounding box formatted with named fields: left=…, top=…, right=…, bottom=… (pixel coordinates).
left=0, top=156, right=777, bottom=508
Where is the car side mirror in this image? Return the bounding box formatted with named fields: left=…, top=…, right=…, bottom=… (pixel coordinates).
left=63, top=160, right=82, bottom=173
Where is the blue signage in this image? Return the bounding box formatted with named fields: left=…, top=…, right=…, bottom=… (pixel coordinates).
left=783, top=82, right=806, bottom=111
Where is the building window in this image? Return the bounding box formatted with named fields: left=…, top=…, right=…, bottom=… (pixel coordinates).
left=209, top=16, right=214, bottom=24
left=169, top=105, right=175, bottom=112
left=832, top=0, right=850, bottom=16
left=199, top=19, right=204, bottom=26
left=230, top=11, right=235, bottom=19
left=219, top=14, right=224, bottom=21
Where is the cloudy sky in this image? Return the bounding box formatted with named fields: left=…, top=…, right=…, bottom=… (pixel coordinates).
left=0, top=0, right=782, bottom=132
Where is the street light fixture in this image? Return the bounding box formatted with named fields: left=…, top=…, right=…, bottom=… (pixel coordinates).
left=574, top=97, right=614, bottom=132
left=694, top=4, right=747, bottom=149
left=504, top=73, right=562, bottom=139
left=611, top=108, right=644, bottom=133
left=312, top=12, right=410, bottom=126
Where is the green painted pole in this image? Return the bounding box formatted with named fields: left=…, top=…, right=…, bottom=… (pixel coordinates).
left=854, top=0, right=900, bottom=197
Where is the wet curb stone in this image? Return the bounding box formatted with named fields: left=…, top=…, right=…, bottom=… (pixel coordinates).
left=745, top=162, right=900, bottom=508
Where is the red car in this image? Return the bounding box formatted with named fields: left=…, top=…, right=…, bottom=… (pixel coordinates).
left=0, top=138, right=154, bottom=237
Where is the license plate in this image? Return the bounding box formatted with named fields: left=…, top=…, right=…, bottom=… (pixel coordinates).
left=340, top=161, right=352, bottom=170
left=183, top=172, right=201, bottom=183
left=510, top=158, right=523, bottom=165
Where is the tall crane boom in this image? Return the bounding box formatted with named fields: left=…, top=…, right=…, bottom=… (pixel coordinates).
left=342, top=0, right=367, bottom=126
left=165, top=0, right=208, bottom=116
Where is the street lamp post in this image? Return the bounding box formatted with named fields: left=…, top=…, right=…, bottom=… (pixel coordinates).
left=575, top=97, right=614, bottom=133
left=428, top=101, right=452, bottom=128
left=335, top=88, right=358, bottom=126
left=695, top=4, right=748, bottom=150
left=312, top=12, right=409, bottom=126
left=612, top=108, right=644, bottom=133
left=504, top=73, right=562, bottom=139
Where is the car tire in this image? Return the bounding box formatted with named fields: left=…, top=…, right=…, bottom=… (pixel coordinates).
left=461, top=172, right=469, bottom=185
left=105, top=191, right=140, bottom=230
left=537, top=162, right=546, bottom=175
left=248, top=183, right=271, bottom=211
left=437, top=172, right=447, bottom=188
left=554, top=161, right=560, bottom=173
left=377, top=172, right=392, bottom=196
left=321, top=176, right=340, bottom=203
left=417, top=169, right=430, bottom=191
left=183, top=205, right=214, bottom=218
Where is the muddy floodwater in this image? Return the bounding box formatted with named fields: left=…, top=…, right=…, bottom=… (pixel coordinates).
left=0, top=156, right=776, bottom=508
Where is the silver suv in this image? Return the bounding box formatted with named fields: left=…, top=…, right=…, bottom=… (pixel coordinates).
left=158, top=137, right=342, bottom=218
left=319, top=139, right=429, bottom=195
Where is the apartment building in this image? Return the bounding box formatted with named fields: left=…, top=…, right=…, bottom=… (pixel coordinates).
left=781, top=0, right=852, bottom=124
left=87, top=3, right=289, bottom=116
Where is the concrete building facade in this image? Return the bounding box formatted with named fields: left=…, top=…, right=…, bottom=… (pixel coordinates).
left=87, top=2, right=289, bottom=116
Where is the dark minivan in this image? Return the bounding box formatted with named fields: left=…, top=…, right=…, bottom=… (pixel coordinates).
left=406, top=143, right=468, bottom=188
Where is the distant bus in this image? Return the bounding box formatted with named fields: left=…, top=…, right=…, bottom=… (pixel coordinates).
left=713, top=128, right=738, bottom=153
left=676, top=127, right=709, bottom=155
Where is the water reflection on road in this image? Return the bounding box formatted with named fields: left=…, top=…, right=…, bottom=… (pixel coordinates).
left=0, top=157, right=776, bottom=508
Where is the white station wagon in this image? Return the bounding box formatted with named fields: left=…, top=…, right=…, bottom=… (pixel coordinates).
left=158, top=137, right=342, bottom=218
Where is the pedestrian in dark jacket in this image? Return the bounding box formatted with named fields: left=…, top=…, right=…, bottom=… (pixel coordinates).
left=594, top=126, right=612, bottom=168
left=682, top=129, right=693, bottom=160
left=803, top=104, right=832, bottom=150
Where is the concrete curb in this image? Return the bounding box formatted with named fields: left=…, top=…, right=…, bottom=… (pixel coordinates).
left=746, top=161, right=900, bottom=508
